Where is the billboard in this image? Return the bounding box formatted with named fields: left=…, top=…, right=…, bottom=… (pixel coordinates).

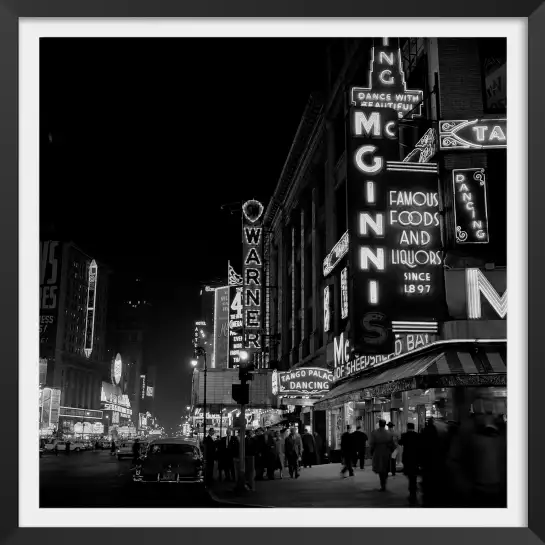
left=439, top=118, right=506, bottom=150
left=40, top=241, right=62, bottom=358
left=346, top=39, right=444, bottom=355
left=193, top=368, right=275, bottom=408
left=213, top=286, right=230, bottom=368
left=40, top=387, right=61, bottom=427
left=242, top=200, right=264, bottom=362
left=228, top=285, right=244, bottom=367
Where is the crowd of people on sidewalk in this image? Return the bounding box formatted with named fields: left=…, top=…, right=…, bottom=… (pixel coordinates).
left=201, top=425, right=325, bottom=491
left=339, top=413, right=507, bottom=507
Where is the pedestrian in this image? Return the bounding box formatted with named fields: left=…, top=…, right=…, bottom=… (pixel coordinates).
left=95, top=440, right=100, bottom=451
left=244, top=429, right=256, bottom=491
left=370, top=419, right=396, bottom=491
left=65, top=440, right=71, bottom=456
left=218, top=429, right=236, bottom=482
left=387, top=422, right=400, bottom=476
left=132, top=437, right=141, bottom=467
left=54, top=443, right=59, bottom=457
left=340, top=425, right=355, bottom=478
left=264, top=430, right=277, bottom=480
left=254, top=428, right=266, bottom=481
left=110, top=440, right=116, bottom=456
left=203, top=427, right=217, bottom=485
left=313, top=431, right=323, bottom=465
left=273, top=431, right=286, bottom=479
left=398, top=423, right=421, bottom=505
left=352, top=426, right=368, bottom=470
left=284, top=427, right=303, bottom=479
left=301, top=428, right=317, bottom=468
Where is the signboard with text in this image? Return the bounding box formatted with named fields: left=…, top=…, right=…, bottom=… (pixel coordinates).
left=439, top=118, right=506, bottom=150
left=40, top=241, right=62, bottom=358
left=228, top=285, right=244, bottom=368
left=452, top=168, right=489, bottom=244
left=242, top=200, right=264, bottom=363
left=277, top=367, right=333, bottom=396
left=331, top=331, right=438, bottom=382
left=214, top=286, right=230, bottom=368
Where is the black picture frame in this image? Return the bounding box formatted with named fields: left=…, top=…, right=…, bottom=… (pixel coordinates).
left=0, top=2, right=540, bottom=544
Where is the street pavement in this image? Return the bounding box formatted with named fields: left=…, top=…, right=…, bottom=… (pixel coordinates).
left=210, top=460, right=418, bottom=508
left=40, top=449, right=241, bottom=508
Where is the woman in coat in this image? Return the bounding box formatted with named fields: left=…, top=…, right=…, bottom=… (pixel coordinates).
left=273, top=431, right=286, bottom=479
left=369, top=419, right=395, bottom=491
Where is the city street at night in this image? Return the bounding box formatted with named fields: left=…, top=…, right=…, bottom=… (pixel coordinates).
left=39, top=449, right=240, bottom=508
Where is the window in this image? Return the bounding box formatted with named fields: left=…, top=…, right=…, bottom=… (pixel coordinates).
left=479, top=38, right=506, bottom=113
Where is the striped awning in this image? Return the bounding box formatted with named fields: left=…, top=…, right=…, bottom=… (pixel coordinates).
left=314, top=343, right=506, bottom=411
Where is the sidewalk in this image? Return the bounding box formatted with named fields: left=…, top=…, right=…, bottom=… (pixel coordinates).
left=209, top=461, right=417, bottom=508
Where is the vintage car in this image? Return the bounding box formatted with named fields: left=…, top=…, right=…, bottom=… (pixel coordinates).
left=43, top=439, right=85, bottom=452
left=133, top=437, right=203, bottom=483
left=117, top=440, right=135, bottom=460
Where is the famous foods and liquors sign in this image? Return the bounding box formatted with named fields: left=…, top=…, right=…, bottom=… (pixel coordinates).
left=346, top=38, right=445, bottom=356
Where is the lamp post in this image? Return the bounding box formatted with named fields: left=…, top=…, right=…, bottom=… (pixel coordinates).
left=191, top=346, right=208, bottom=481
left=235, top=349, right=249, bottom=493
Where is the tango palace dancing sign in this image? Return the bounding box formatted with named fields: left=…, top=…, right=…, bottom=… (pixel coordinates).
left=274, top=367, right=334, bottom=397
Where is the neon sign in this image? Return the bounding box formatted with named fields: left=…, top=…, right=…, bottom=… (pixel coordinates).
left=351, top=41, right=423, bottom=118
left=84, top=259, right=98, bottom=358
left=403, top=128, right=437, bottom=163
left=228, top=261, right=243, bottom=286
left=323, top=231, right=349, bottom=277
left=228, top=286, right=244, bottom=367
left=242, top=200, right=264, bottom=362
left=439, top=118, right=507, bottom=150
left=323, top=286, right=331, bottom=332
left=112, top=353, right=122, bottom=385
left=277, top=367, right=333, bottom=396
left=346, top=40, right=442, bottom=355
left=332, top=331, right=438, bottom=381
left=453, top=169, right=489, bottom=244
left=466, top=268, right=507, bottom=319
left=341, top=268, right=348, bottom=319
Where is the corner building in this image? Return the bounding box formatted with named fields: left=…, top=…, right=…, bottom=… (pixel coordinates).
left=265, top=38, right=507, bottom=458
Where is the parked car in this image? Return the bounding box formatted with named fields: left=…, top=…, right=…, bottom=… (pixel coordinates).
left=117, top=441, right=136, bottom=460
left=99, top=440, right=111, bottom=450
left=44, top=439, right=85, bottom=452
left=133, top=438, right=203, bottom=483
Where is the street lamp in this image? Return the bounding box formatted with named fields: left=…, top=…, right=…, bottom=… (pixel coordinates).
left=192, top=345, right=208, bottom=482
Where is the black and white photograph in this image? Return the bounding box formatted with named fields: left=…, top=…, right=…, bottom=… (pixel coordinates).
left=27, top=19, right=524, bottom=523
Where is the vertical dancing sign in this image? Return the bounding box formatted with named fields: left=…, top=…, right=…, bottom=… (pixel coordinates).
left=242, top=200, right=264, bottom=363
left=346, top=38, right=442, bottom=356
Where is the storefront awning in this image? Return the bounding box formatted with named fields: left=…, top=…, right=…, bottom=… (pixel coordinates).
left=314, top=342, right=506, bottom=411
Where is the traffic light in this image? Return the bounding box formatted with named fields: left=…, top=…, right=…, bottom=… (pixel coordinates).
left=238, top=362, right=255, bottom=382
left=232, top=383, right=249, bottom=405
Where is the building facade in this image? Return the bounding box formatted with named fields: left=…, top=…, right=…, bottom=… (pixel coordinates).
left=39, top=240, right=111, bottom=438
left=264, top=38, right=507, bottom=454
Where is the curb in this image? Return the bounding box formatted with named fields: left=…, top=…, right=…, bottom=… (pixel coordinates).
left=207, top=489, right=274, bottom=508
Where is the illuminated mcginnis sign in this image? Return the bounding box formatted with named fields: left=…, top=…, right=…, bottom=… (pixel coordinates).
left=345, top=38, right=444, bottom=356
left=323, top=231, right=349, bottom=277
left=350, top=38, right=423, bottom=119
left=452, top=169, right=489, bottom=244
left=276, top=367, right=333, bottom=396
left=439, top=118, right=507, bottom=150
left=242, top=200, right=264, bottom=361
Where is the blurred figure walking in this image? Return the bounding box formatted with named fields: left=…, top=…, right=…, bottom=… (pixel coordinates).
left=398, top=423, right=421, bottom=505
left=340, top=426, right=355, bottom=478
left=301, top=428, right=317, bottom=468
left=285, top=427, right=303, bottom=479
left=352, top=426, right=368, bottom=470
left=370, top=420, right=395, bottom=491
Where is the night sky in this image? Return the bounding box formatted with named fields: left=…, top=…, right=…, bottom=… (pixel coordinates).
left=40, top=38, right=330, bottom=430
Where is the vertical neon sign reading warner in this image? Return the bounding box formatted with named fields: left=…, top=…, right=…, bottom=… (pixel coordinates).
left=347, top=39, right=424, bottom=355
left=242, top=200, right=264, bottom=362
